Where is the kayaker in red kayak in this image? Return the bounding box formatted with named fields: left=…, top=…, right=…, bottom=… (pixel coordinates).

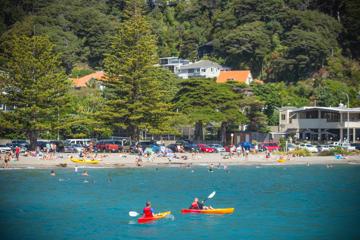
left=189, top=198, right=213, bottom=210
left=143, top=201, right=154, bottom=217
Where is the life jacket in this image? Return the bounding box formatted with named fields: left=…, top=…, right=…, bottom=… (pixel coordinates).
left=190, top=201, right=199, bottom=209
left=143, top=207, right=153, bottom=217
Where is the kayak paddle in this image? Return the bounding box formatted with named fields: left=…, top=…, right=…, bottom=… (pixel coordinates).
left=129, top=211, right=140, bottom=217
left=203, top=191, right=216, bottom=203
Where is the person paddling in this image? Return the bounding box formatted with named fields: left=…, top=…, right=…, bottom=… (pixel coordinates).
left=189, top=197, right=213, bottom=210
left=143, top=201, right=154, bottom=217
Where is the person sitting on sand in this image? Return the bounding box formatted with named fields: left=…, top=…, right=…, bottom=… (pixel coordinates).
left=50, top=170, right=56, bottom=176
left=189, top=198, right=213, bottom=210
left=82, top=170, right=89, bottom=176
left=143, top=201, right=154, bottom=217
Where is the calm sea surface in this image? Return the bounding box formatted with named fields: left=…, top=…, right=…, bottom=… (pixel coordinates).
left=0, top=165, right=360, bottom=240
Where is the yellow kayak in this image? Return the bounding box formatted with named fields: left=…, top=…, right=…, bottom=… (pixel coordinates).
left=277, top=159, right=286, bottom=163
left=70, top=158, right=100, bottom=164
left=181, top=208, right=234, bottom=214
left=138, top=211, right=171, bottom=223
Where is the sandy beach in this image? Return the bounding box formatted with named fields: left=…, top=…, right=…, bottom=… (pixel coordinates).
left=1, top=152, right=360, bottom=169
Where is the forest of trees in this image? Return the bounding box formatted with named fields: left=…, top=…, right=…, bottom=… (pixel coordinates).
left=0, top=0, right=359, bottom=145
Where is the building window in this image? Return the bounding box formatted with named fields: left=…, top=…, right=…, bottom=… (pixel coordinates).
left=201, top=68, right=206, bottom=72
left=281, top=114, right=286, bottom=120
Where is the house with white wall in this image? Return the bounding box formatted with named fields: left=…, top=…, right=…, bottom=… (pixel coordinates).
left=177, top=60, right=225, bottom=79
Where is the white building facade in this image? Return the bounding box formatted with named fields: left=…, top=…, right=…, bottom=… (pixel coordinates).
left=279, top=106, right=360, bottom=142
left=158, top=57, right=191, bottom=74
left=177, top=60, right=224, bottom=79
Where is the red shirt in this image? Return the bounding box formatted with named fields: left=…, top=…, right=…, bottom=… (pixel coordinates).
left=143, top=207, right=154, bottom=217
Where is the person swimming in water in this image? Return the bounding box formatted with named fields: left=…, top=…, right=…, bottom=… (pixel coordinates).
left=82, top=170, right=89, bottom=176
left=50, top=170, right=56, bottom=176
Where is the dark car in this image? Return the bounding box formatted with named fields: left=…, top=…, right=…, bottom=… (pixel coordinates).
left=175, top=139, right=192, bottom=146
left=11, top=140, right=29, bottom=149
left=351, top=143, right=360, bottom=150
left=184, top=143, right=200, bottom=152
left=167, top=144, right=178, bottom=152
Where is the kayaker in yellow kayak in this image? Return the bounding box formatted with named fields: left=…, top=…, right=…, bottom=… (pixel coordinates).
left=143, top=201, right=154, bottom=217
left=189, top=197, right=213, bottom=210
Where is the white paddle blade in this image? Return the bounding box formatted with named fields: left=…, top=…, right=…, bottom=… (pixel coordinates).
left=208, top=191, right=216, bottom=199
left=129, top=211, right=139, bottom=217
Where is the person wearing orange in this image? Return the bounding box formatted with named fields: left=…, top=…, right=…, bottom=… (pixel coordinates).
left=143, top=201, right=154, bottom=217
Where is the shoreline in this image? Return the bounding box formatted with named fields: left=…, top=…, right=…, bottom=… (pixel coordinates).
left=1, top=152, right=360, bottom=170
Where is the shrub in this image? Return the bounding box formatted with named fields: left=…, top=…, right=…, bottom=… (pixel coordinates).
left=289, top=148, right=311, bottom=157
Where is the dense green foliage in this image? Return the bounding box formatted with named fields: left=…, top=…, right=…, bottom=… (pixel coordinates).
left=0, top=35, right=71, bottom=148
left=101, top=4, right=174, bottom=139
left=0, top=0, right=359, bottom=141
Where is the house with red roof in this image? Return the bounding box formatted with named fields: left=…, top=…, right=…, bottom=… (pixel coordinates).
left=216, top=70, right=253, bottom=85
left=72, top=71, right=105, bottom=88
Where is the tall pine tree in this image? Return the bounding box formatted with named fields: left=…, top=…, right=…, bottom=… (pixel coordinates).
left=0, top=35, right=71, bottom=149
left=102, top=2, right=174, bottom=140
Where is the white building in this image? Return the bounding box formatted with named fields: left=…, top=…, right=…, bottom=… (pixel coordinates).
left=279, top=106, right=360, bottom=142
left=158, top=57, right=191, bottom=74
left=177, top=60, right=225, bottom=79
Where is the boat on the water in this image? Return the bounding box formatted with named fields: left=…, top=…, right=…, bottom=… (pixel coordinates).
left=181, top=208, right=234, bottom=214
left=137, top=211, right=171, bottom=223
left=70, top=157, right=100, bottom=164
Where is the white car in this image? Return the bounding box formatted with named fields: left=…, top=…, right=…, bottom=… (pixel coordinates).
left=317, top=145, right=332, bottom=152
left=208, top=144, right=226, bottom=152
left=341, top=143, right=356, bottom=151
left=299, top=143, right=318, bottom=153
left=287, top=144, right=298, bottom=151
left=332, top=141, right=356, bottom=151
left=0, top=144, right=12, bottom=153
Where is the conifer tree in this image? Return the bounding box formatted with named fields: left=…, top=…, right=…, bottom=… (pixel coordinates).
left=0, top=35, right=71, bottom=149
left=102, top=2, right=174, bottom=139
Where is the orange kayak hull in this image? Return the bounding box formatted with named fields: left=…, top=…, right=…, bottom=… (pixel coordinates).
left=181, top=208, right=234, bottom=214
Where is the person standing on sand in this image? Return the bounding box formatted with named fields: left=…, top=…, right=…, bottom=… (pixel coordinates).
left=15, top=146, right=20, bottom=161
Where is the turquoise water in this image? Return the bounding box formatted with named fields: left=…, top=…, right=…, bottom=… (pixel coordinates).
left=1, top=165, right=360, bottom=240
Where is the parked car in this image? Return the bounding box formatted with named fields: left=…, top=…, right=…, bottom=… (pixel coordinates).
left=332, top=141, right=356, bottom=151
left=183, top=143, right=200, bottom=152
left=197, top=144, right=215, bottom=153
left=317, top=145, right=332, bottom=152
left=0, top=144, right=12, bottom=153
left=287, top=143, right=298, bottom=151
left=65, top=139, right=92, bottom=146
left=299, top=143, right=318, bottom=153
left=96, top=140, right=120, bottom=152
left=341, top=142, right=356, bottom=151
left=63, top=144, right=79, bottom=153
left=175, top=139, right=192, bottom=146
left=208, top=144, right=226, bottom=152
left=167, top=144, right=178, bottom=152
left=351, top=143, right=360, bottom=150
left=11, top=140, right=29, bottom=149
left=260, top=142, right=280, bottom=152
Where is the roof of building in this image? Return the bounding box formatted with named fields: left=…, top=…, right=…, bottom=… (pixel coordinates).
left=72, top=71, right=105, bottom=88
left=216, top=70, right=251, bottom=83
left=282, top=106, right=360, bottom=113
left=180, top=60, right=222, bottom=70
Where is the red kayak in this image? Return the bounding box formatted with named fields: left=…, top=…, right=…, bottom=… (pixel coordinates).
left=137, top=211, right=171, bottom=224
